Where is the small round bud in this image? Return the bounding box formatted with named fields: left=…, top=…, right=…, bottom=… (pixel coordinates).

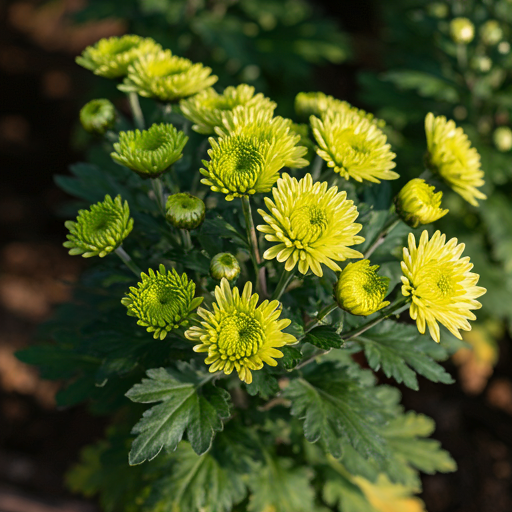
left=498, top=41, right=510, bottom=54
left=480, top=20, right=503, bottom=46
left=80, top=99, right=116, bottom=135
left=165, top=193, right=205, bottom=230
left=493, top=126, right=512, bottom=152
left=395, top=179, right=448, bottom=228
left=450, top=17, right=475, bottom=44
left=470, top=55, right=492, bottom=73
left=334, top=260, right=390, bottom=317
left=210, top=253, right=241, bottom=281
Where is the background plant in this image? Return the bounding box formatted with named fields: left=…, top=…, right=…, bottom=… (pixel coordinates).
left=13, top=28, right=491, bottom=511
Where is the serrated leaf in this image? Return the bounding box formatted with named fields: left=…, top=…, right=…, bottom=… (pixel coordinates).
left=324, top=473, right=377, bottom=512
left=355, top=320, right=454, bottom=390
left=146, top=443, right=247, bottom=512
left=247, top=456, right=315, bottom=512
left=304, top=325, right=344, bottom=350
left=246, top=368, right=280, bottom=399
left=284, top=362, right=390, bottom=460
left=126, top=365, right=230, bottom=464
left=279, top=346, right=303, bottom=370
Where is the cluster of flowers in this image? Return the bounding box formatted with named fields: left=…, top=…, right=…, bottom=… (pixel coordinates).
left=69, top=35, right=486, bottom=384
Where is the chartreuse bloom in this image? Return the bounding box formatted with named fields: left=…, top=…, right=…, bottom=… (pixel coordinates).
left=216, top=108, right=309, bottom=169
left=76, top=35, right=161, bottom=79
left=185, top=278, right=296, bottom=383
left=111, top=123, right=188, bottom=178
left=295, top=92, right=380, bottom=125
left=257, top=173, right=364, bottom=277
left=64, top=195, right=133, bottom=258
left=79, top=99, right=116, bottom=135
left=311, top=111, right=398, bottom=183
left=119, top=49, right=217, bottom=102
left=165, top=193, right=205, bottom=229
left=425, top=113, right=486, bottom=206
left=180, top=84, right=276, bottom=134
left=334, top=259, right=390, bottom=316
left=210, top=253, right=241, bottom=281
left=395, top=179, right=448, bottom=228
left=401, top=231, right=486, bottom=343
left=450, top=17, right=475, bottom=44
left=122, top=264, right=203, bottom=340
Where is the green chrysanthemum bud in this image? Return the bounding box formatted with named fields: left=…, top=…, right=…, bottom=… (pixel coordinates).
left=480, top=20, right=503, bottom=46
left=210, top=253, right=241, bottom=281
left=493, top=126, right=512, bottom=152
left=450, top=18, right=475, bottom=45
left=79, top=99, right=116, bottom=135
left=395, top=179, right=449, bottom=228
left=111, top=123, right=188, bottom=178
left=165, top=193, right=205, bottom=229
left=76, top=35, right=161, bottom=79
left=334, top=260, right=390, bottom=317
left=180, top=84, right=276, bottom=135
left=63, top=195, right=133, bottom=258
left=121, top=264, right=203, bottom=340
left=119, top=49, right=218, bottom=102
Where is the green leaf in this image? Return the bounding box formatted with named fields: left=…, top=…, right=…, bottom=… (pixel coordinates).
left=279, top=346, right=303, bottom=370
left=247, top=455, right=315, bottom=512
left=200, top=217, right=248, bottom=248
left=284, top=362, right=390, bottom=460
left=246, top=368, right=280, bottom=399
left=304, top=325, right=344, bottom=350
left=126, top=365, right=231, bottom=464
left=323, top=473, right=377, bottom=512
left=355, top=320, right=454, bottom=390
left=146, top=443, right=247, bottom=512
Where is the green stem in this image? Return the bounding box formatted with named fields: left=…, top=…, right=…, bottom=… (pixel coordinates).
left=241, top=195, right=267, bottom=297
left=128, top=92, right=145, bottom=131
left=305, top=302, right=338, bottom=332
left=271, top=267, right=296, bottom=301
left=115, top=246, right=141, bottom=277
left=456, top=43, right=467, bottom=70
left=181, top=229, right=193, bottom=251
left=311, top=155, right=324, bottom=181
left=295, top=296, right=410, bottom=371
left=152, top=177, right=166, bottom=217
left=364, top=216, right=401, bottom=259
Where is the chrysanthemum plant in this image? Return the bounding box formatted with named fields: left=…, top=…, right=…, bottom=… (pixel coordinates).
left=18, top=35, right=487, bottom=512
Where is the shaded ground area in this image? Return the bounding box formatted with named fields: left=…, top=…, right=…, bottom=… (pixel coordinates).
left=1, top=1, right=512, bottom=511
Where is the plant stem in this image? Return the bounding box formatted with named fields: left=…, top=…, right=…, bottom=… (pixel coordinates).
left=364, top=216, right=401, bottom=259
left=456, top=43, right=467, bottom=70
left=128, top=92, right=145, bottom=131
left=295, top=296, right=410, bottom=371
left=115, top=246, right=141, bottom=277
left=152, top=177, right=166, bottom=217
left=241, top=195, right=267, bottom=297
left=271, top=267, right=296, bottom=301
left=181, top=229, right=193, bottom=251
left=305, top=302, right=338, bottom=332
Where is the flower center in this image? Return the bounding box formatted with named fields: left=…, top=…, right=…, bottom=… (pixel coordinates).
left=413, top=262, right=461, bottom=302
left=290, top=204, right=328, bottom=243
left=89, top=211, right=117, bottom=235
left=142, top=279, right=185, bottom=321
left=137, top=131, right=169, bottom=151
left=109, top=40, right=138, bottom=55
left=217, top=312, right=264, bottom=359
left=219, top=137, right=263, bottom=192
left=150, top=58, right=191, bottom=78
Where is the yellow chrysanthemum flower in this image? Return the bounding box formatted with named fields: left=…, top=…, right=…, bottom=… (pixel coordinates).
left=215, top=108, right=309, bottom=169
left=257, top=173, right=364, bottom=277
left=334, top=259, right=390, bottom=316
left=295, top=92, right=381, bottom=126
left=76, top=35, right=161, bottom=79
left=425, top=113, right=486, bottom=207
left=185, top=278, right=296, bottom=384
left=311, top=111, right=398, bottom=183
left=401, top=230, right=486, bottom=343
left=180, top=84, right=276, bottom=134
left=395, top=178, right=449, bottom=228
left=119, top=49, right=218, bottom=102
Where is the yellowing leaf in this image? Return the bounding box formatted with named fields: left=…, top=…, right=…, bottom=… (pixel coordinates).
left=353, top=474, right=426, bottom=512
